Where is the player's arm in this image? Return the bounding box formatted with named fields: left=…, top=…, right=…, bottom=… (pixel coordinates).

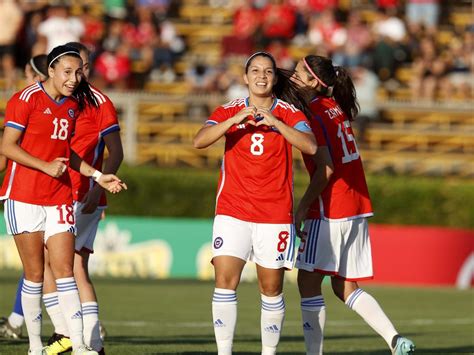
left=81, top=131, right=124, bottom=213
left=0, top=155, right=7, bottom=172
left=2, top=126, right=68, bottom=177
left=193, top=106, right=257, bottom=149
left=254, top=108, right=317, bottom=155
left=295, top=147, right=334, bottom=237
left=69, top=149, right=126, bottom=194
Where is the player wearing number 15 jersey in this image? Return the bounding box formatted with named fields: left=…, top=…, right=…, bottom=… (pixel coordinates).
left=194, top=52, right=316, bottom=355
left=290, top=55, right=415, bottom=355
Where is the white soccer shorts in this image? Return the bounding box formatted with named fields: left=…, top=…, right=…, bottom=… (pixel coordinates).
left=4, top=199, right=76, bottom=243
left=212, top=214, right=296, bottom=270
left=295, top=218, right=373, bottom=280
left=74, top=201, right=104, bottom=253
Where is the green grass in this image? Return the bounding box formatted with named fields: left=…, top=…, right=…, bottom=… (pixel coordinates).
left=0, top=272, right=472, bottom=354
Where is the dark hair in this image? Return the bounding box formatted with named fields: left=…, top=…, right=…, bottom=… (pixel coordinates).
left=244, top=52, right=312, bottom=119
left=47, top=44, right=97, bottom=111
left=65, top=41, right=90, bottom=56
left=303, top=55, right=359, bottom=120
left=29, top=54, right=48, bottom=78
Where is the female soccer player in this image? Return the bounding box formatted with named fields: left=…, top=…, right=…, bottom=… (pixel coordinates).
left=290, top=55, right=415, bottom=355
left=193, top=52, right=317, bottom=355
left=0, top=45, right=125, bottom=355
left=41, top=41, right=123, bottom=354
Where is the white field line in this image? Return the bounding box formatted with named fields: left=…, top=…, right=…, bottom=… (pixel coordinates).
left=44, top=318, right=469, bottom=328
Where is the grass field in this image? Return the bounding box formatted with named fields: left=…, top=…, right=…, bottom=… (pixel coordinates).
left=0, top=271, right=472, bottom=354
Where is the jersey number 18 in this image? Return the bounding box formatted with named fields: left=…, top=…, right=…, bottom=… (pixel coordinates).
left=51, top=118, right=69, bottom=140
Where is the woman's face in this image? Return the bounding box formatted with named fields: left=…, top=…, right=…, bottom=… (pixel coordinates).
left=48, top=55, right=83, bottom=97
left=79, top=49, right=90, bottom=80
left=244, top=56, right=277, bottom=97
left=291, top=60, right=315, bottom=89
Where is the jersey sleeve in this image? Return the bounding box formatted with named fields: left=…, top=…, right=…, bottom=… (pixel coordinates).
left=98, top=96, right=120, bottom=138
left=4, top=93, right=32, bottom=132
left=206, top=105, right=232, bottom=125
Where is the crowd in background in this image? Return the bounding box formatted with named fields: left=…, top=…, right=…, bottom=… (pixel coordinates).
left=0, top=0, right=472, bottom=102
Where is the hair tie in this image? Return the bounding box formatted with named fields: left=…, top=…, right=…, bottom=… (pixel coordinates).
left=303, top=57, right=328, bottom=88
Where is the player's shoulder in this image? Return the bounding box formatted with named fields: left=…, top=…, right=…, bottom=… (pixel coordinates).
left=221, top=97, right=246, bottom=110
left=89, top=84, right=112, bottom=106
left=274, top=98, right=301, bottom=114
left=13, top=83, right=43, bottom=104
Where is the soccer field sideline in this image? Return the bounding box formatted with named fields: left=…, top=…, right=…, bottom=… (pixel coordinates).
left=1, top=275, right=473, bottom=354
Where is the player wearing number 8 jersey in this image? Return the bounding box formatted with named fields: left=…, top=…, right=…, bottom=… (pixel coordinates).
left=290, top=55, right=415, bottom=355
left=0, top=45, right=125, bottom=355
left=194, top=52, right=316, bottom=355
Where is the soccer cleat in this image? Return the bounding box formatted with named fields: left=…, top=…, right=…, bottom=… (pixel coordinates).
left=99, top=321, right=107, bottom=341
left=392, top=335, right=416, bottom=355
left=0, top=316, right=22, bottom=339
left=45, top=332, right=73, bottom=354
left=71, top=345, right=99, bottom=355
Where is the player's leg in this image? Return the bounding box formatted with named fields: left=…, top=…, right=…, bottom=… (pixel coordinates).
left=211, top=215, right=251, bottom=355
left=0, top=275, right=24, bottom=339
left=295, top=219, right=335, bottom=355
left=5, top=199, right=46, bottom=352
left=253, top=222, right=296, bottom=355
left=297, top=270, right=326, bottom=355
left=45, top=204, right=98, bottom=355
left=74, top=205, right=104, bottom=352
left=43, top=248, right=72, bottom=353
left=333, top=218, right=415, bottom=354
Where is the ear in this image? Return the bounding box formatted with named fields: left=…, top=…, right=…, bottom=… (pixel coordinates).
left=48, top=66, right=54, bottom=78
left=243, top=73, right=249, bottom=85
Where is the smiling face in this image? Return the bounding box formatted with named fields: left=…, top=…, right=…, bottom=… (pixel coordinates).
left=48, top=55, right=83, bottom=98
left=291, top=60, right=316, bottom=89
left=244, top=55, right=277, bottom=97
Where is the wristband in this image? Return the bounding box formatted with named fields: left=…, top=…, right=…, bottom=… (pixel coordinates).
left=92, top=170, right=103, bottom=182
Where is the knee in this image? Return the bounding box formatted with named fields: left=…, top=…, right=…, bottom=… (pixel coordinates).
left=52, top=264, right=74, bottom=280
left=260, top=283, right=282, bottom=297
left=24, top=270, right=44, bottom=283
left=215, top=274, right=240, bottom=290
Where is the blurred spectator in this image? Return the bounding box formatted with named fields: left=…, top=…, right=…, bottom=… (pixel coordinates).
left=80, top=5, right=105, bottom=61
left=332, top=10, right=373, bottom=68
left=376, top=0, right=399, bottom=10
left=371, top=7, right=407, bottom=81
left=266, top=39, right=294, bottom=70
left=409, top=36, right=447, bottom=100
left=94, top=43, right=131, bottom=90
left=36, top=5, right=84, bottom=53
left=405, top=0, right=439, bottom=35
left=185, top=60, right=216, bottom=93
left=104, top=0, right=127, bottom=19
left=0, top=0, right=23, bottom=89
left=439, top=30, right=473, bottom=100
left=307, top=9, right=346, bottom=55
left=352, top=66, right=380, bottom=143
left=260, top=0, right=296, bottom=47
left=137, top=0, right=171, bottom=19
left=222, top=0, right=259, bottom=56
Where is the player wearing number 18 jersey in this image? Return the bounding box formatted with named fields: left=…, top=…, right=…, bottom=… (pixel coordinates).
left=290, top=55, right=415, bottom=355
left=194, top=52, right=316, bottom=355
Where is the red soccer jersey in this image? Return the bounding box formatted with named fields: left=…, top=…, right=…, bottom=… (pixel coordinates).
left=69, top=85, right=120, bottom=206
left=207, top=97, right=311, bottom=223
left=0, top=83, right=78, bottom=205
left=303, top=97, right=373, bottom=221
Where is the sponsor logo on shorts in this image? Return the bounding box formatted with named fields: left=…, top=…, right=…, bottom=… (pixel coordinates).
left=214, top=237, right=223, bottom=249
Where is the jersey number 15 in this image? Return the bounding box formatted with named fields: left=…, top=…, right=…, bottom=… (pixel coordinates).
left=337, top=122, right=359, bottom=164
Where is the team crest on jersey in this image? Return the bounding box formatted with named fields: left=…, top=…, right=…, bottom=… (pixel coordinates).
left=68, top=108, right=75, bottom=118
left=214, top=237, right=223, bottom=249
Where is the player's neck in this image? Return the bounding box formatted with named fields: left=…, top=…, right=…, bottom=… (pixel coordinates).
left=248, top=96, right=274, bottom=109
left=42, top=80, right=64, bottom=102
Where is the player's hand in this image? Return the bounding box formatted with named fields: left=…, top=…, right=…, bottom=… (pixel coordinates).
left=43, top=157, right=69, bottom=178
left=231, top=106, right=257, bottom=126
left=97, top=174, right=127, bottom=194
left=254, top=108, right=278, bottom=127
left=294, top=202, right=309, bottom=239
left=80, top=185, right=102, bottom=214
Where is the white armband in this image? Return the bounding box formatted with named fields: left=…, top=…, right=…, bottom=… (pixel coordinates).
left=92, top=170, right=103, bottom=182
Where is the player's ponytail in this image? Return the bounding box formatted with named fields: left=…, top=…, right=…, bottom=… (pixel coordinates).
left=303, top=55, right=359, bottom=120
left=245, top=52, right=312, bottom=119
